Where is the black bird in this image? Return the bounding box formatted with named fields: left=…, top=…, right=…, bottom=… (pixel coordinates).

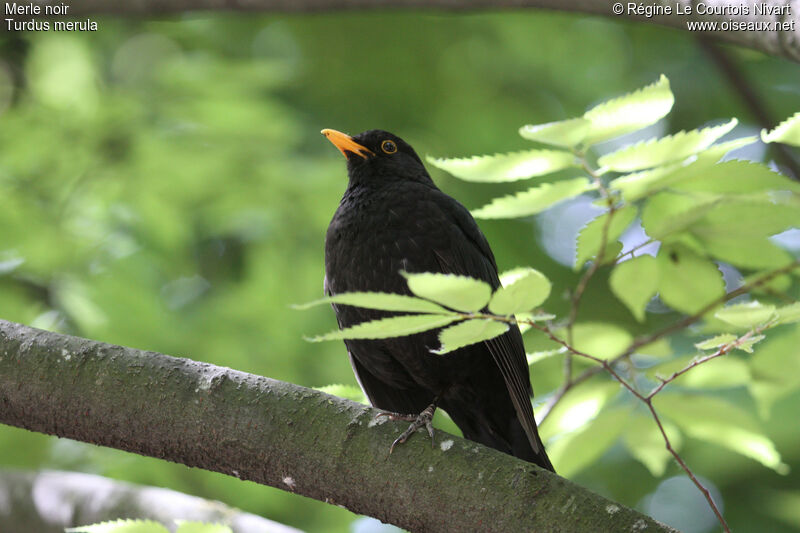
left=322, top=128, right=554, bottom=472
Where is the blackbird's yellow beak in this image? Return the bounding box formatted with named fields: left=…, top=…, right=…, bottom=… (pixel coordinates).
left=321, top=129, right=373, bottom=159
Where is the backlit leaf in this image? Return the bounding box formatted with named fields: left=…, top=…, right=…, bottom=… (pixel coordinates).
left=67, top=520, right=170, bottom=533
left=582, top=74, right=674, bottom=145
left=306, top=314, right=459, bottom=342
left=610, top=255, right=659, bottom=322
left=640, top=192, right=721, bottom=241
left=315, top=383, right=366, bottom=402
left=657, top=244, right=725, bottom=315
left=176, top=522, right=233, bottom=533
left=545, top=406, right=632, bottom=477
left=403, top=272, right=492, bottom=312
left=715, top=301, right=776, bottom=328
left=575, top=205, right=637, bottom=269
left=623, top=413, right=682, bottom=477
left=656, top=393, right=786, bottom=472
left=293, top=292, right=450, bottom=314
left=518, top=117, right=591, bottom=147
left=432, top=319, right=509, bottom=354
left=671, top=160, right=800, bottom=194
left=426, top=149, right=576, bottom=182
left=539, top=381, right=622, bottom=440
left=695, top=333, right=737, bottom=350
left=696, top=236, right=793, bottom=270
left=471, top=177, right=594, bottom=219
left=775, top=302, right=800, bottom=325
left=560, top=322, right=633, bottom=359
left=761, top=111, right=800, bottom=147
left=597, top=119, right=737, bottom=172
left=490, top=267, right=551, bottom=314
left=609, top=136, right=757, bottom=201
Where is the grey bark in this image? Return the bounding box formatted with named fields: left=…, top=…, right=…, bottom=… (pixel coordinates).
left=0, top=319, right=675, bottom=532
left=13, top=0, right=800, bottom=63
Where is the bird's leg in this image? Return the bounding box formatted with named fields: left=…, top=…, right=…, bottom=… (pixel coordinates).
left=376, top=400, right=438, bottom=454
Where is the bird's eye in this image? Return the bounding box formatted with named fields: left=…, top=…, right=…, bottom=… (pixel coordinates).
left=381, top=140, right=397, bottom=154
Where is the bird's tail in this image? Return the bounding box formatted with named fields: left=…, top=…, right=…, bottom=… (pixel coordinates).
left=443, top=400, right=555, bottom=472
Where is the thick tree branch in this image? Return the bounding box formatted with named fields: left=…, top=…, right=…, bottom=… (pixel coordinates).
left=19, top=0, right=800, bottom=63
left=0, top=469, right=301, bottom=533
left=0, top=319, right=674, bottom=532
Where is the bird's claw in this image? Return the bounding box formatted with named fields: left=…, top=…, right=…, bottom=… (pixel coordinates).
left=384, top=403, right=436, bottom=455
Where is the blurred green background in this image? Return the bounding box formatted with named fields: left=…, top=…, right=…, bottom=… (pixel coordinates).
left=1, top=11, right=799, bottom=533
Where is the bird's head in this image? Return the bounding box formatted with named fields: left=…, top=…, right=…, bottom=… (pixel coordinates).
left=321, top=129, right=431, bottom=186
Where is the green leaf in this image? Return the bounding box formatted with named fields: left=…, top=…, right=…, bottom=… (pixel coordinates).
left=545, top=406, right=632, bottom=477
left=526, top=347, right=566, bottom=365
left=749, top=328, right=800, bottom=418
left=670, top=160, right=800, bottom=194
left=471, top=177, right=594, bottom=219
left=761, top=111, right=800, bottom=147
left=433, top=319, right=509, bottom=354
left=175, top=522, right=233, bottom=533
left=690, top=200, right=800, bottom=241
left=609, top=137, right=757, bottom=201
left=640, top=192, right=721, bottom=241
left=657, top=244, right=725, bottom=315
left=609, top=255, right=659, bottom=322
left=696, top=235, right=794, bottom=270
left=575, top=205, right=637, bottom=269
left=775, top=302, right=800, bottom=325
left=518, top=117, right=591, bottom=147
left=292, top=292, right=450, bottom=314
left=67, top=520, right=170, bottom=533
left=562, top=322, right=633, bottom=359
left=582, top=74, right=674, bottom=145
left=306, top=314, right=460, bottom=342
left=597, top=119, right=737, bottom=172
left=736, top=335, right=765, bottom=354
left=315, top=383, right=366, bottom=402
left=656, top=393, right=787, bottom=472
left=403, top=272, right=492, bottom=312
left=653, top=355, right=752, bottom=389
left=622, top=413, right=682, bottom=476
left=426, top=149, right=576, bottom=182
left=515, top=311, right=556, bottom=333
left=695, top=333, right=737, bottom=350
left=715, top=301, right=776, bottom=328
left=539, top=381, right=622, bottom=440
left=489, top=267, right=551, bottom=314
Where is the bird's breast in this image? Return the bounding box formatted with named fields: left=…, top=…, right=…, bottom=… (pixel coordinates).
left=325, top=187, right=450, bottom=294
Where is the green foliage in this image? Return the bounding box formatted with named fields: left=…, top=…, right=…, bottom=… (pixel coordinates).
left=306, top=314, right=459, bottom=342
left=66, top=520, right=169, bottom=533
left=300, top=74, right=800, bottom=530
left=655, top=394, right=787, bottom=473
left=490, top=267, right=551, bottom=314
left=433, top=319, right=510, bottom=354
left=596, top=119, right=737, bottom=172
left=426, top=149, right=576, bottom=182
left=66, top=521, right=231, bottom=533
left=609, top=255, right=659, bottom=322
left=580, top=74, right=674, bottom=145
left=575, top=205, right=637, bottom=269
left=3, top=23, right=798, bottom=531
left=761, top=111, right=800, bottom=146
left=471, top=178, right=594, bottom=219
left=402, top=271, right=493, bottom=312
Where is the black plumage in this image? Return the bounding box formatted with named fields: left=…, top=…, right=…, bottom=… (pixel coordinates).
left=322, top=128, right=554, bottom=472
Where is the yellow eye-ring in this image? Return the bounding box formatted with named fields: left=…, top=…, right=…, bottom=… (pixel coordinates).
left=381, top=140, right=397, bottom=154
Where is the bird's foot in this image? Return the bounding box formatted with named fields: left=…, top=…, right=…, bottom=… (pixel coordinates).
left=376, top=403, right=437, bottom=454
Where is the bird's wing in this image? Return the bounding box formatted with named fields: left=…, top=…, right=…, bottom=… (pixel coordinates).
left=431, top=192, right=541, bottom=454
